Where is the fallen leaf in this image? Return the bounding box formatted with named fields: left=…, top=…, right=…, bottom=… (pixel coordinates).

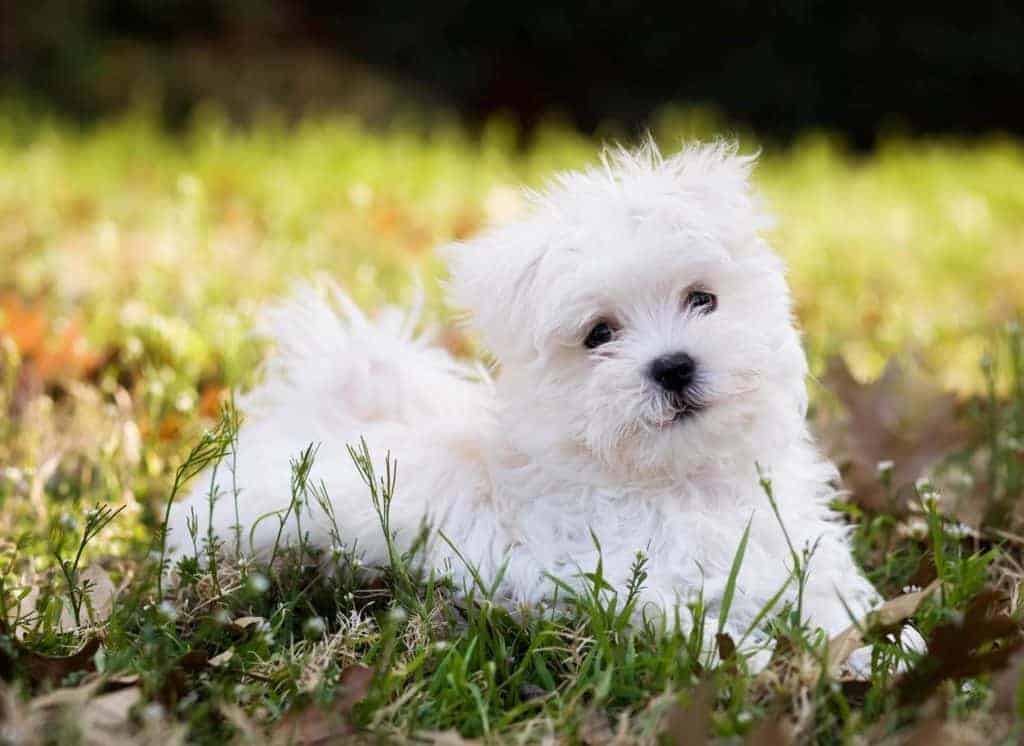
left=896, top=588, right=1023, bottom=705
left=270, top=665, right=372, bottom=744
left=0, top=295, right=47, bottom=356
left=155, top=649, right=211, bottom=705
left=745, top=716, right=791, bottom=746
left=0, top=295, right=105, bottom=384
left=902, top=716, right=948, bottom=746
left=30, top=680, right=142, bottom=745
left=578, top=709, right=614, bottom=745
left=992, top=649, right=1024, bottom=715
left=272, top=705, right=355, bottom=745
left=221, top=703, right=264, bottom=743
left=198, top=383, right=228, bottom=418
left=716, top=632, right=736, bottom=663
left=822, top=357, right=969, bottom=512
left=104, top=673, right=141, bottom=689
left=663, top=681, right=713, bottom=746
left=231, top=616, right=266, bottom=632
left=335, top=664, right=373, bottom=714
left=209, top=648, right=234, bottom=668
left=827, top=580, right=939, bottom=677
left=177, top=650, right=210, bottom=671
left=80, top=686, right=142, bottom=740
left=14, top=637, right=102, bottom=686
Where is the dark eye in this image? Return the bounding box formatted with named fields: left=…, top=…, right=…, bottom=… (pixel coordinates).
left=584, top=321, right=615, bottom=349
left=686, top=290, right=717, bottom=314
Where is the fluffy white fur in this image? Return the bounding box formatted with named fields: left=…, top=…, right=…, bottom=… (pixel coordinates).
left=167, top=141, right=884, bottom=656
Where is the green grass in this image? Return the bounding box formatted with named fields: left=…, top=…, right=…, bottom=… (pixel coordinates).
left=1, top=104, right=1024, bottom=744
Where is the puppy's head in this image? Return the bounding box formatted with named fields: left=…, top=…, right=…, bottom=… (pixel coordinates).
left=446, top=141, right=809, bottom=477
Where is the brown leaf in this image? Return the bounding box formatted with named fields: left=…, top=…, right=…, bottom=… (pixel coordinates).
left=177, top=650, right=211, bottom=672
left=270, top=665, right=372, bottom=744
left=716, top=632, right=736, bottom=662
left=0, top=295, right=105, bottom=384
left=992, top=649, right=1024, bottom=715
left=198, top=384, right=228, bottom=419
left=896, top=588, right=1024, bottom=706
left=21, top=637, right=102, bottom=685
left=745, top=716, right=792, bottom=746
left=221, top=703, right=265, bottom=743
left=335, top=664, right=373, bottom=715
left=273, top=705, right=355, bottom=745
left=827, top=580, right=939, bottom=677
left=0, top=294, right=47, bottom=356
left=79, top=686, right=142, bottom=741
left=30, top=681, right=142, bottom=745
left=578, top=709, right=615, bottom=745
left=663, top=681, right=713, bottom=746
left=822, top=357, right=969, bottom=512
left=902, top=716, right=948, bottom=746
left=155, top=649, right=212, bottom=706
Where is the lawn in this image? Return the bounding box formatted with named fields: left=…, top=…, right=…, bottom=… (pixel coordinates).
left=1, top=104, right=1023, bottom=744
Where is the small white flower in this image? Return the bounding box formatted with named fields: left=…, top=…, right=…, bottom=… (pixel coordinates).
left=247, top=573, right=270, bottom=594
left=876, top=460, right=895, bottom=474
left=946, top=522, right=973, bottom=539
left=303, top=616, right=327, bottom=639
left=141, top=703, right=165, bottom=722
left=157, top=601, right=178, bottom=621
left=387, top=606, right=408, bottom=624
left=175, top=392, right=196, bottom=412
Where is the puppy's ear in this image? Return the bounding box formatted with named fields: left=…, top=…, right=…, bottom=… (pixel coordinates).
left=442, top=222, right=547, bottom=364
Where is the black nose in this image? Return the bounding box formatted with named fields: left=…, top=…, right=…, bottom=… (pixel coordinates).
left=649, top=352, right=697, bottom=393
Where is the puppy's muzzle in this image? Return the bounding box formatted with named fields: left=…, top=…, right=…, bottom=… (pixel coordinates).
left=648, top=352, right=697, bottom=394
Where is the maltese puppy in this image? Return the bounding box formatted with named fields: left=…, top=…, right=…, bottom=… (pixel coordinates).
left=168, top=141, right=884, bottom=657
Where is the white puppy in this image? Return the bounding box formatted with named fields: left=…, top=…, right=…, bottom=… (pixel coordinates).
left=168, top=141, right=882, bottom=654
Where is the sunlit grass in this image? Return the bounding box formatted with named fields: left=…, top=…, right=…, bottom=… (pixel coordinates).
left=1, top=106, right=1021, bottom=394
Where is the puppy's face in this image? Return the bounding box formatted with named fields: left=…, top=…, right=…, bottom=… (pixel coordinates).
left=447, top=143, right=809, bottom=477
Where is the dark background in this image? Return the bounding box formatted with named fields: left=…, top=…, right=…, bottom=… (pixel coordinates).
left=3, top=1, right=1023, bottom=147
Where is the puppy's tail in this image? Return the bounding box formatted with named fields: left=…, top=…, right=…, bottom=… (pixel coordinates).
left=243, top=278, right=488, bottom=429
